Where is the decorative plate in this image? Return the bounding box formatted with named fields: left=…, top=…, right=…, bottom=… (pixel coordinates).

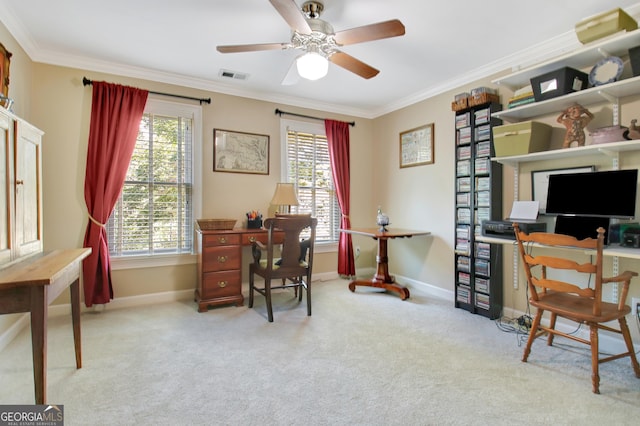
left=589, top=56, right=624, bottom=86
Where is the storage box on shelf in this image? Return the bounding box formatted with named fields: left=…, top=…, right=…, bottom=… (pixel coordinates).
left=492, top=121, right=552, bottom=157
left=575, top=7, right=637, bottom=45
left=530, top=67, right=589, bottom=102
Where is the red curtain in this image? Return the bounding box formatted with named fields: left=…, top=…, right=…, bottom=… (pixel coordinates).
left=325, top=119, right=355, bottom=277
left=82, top=82, right=148, bottom=307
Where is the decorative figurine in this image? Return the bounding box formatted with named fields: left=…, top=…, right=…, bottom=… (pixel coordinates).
left=628, top=119, right=640, bottom=140
left=557, top=103, right=594, bottom=148
left=376, top=206, right=390, bottom=232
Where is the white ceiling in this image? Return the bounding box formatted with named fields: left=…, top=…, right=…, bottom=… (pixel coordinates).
left=1, top=0, right=639, bottom=118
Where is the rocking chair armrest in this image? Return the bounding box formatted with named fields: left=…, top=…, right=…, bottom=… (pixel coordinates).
left=602, top=270, right=638, bottom=284
left=603, top=270, right=639, bottom=310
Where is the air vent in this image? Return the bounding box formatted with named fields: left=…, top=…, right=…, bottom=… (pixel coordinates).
left=219, top=69, right=249, bottom=80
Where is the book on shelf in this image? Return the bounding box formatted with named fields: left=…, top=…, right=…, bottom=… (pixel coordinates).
left=475, top=124, right=491, bottom=141
left=475, top=277, right=489, bottom=293
left=507, top=96, right=535, bottom=109
left=475, top=292, right=490, bottom=310
left=457, top=208, right=471, bottom=223
left=474, top=108, right=490, bottom=124
left=475, top=141, right=491, bottom=158
left=457, top=177, right=471, bottom=192
left=457, top=256, right=470, bottom=272
left=457, top=126, right=471, bottom=144
left=474, top=157, right=490, bottom=175
left=457, top=160, right=471, bottom=176
left=457, top=145, right=471, bottom=160
left=474, top=259, right=490, bottom=276
left=456, top=225, right=470, bottom=239
left=457, top=192, right=471, bottom=207
left=475, top=176, right=490, bottom=191
left=475, top=191, right=490, bottom=207
left=455, top=113, right=470, bottom=129
left=457, top=285, right=471, bottom=303
left=458, top=271, right=471, bottom=285
left=475, top=242, right=491, bottom=259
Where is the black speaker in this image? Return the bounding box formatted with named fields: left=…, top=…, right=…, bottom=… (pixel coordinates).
left=630, top=45, right=640, bottom=77
left=554, top=215, right=611, bottom=245
left=609, top=222, right=640, bottom=244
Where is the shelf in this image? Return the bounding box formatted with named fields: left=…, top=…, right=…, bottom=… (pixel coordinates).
left=492, top=139, right=640, bottom=166
left=493, top=75, right=640, bottom=121
left=476, top=235, right=640, bottom=260
left=492, top=29, right=640, bottom=90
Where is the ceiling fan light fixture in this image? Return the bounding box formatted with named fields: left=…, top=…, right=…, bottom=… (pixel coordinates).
left=296, top=51, right=328, bottom=81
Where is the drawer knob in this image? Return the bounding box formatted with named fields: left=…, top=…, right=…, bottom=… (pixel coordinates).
left=218, top=281, right=227, bottom=288
left=218, top=237, right=227, bottom=244
left=248, top=236, right=256, bottom=243
left=217, top=255, right=228, bottom=263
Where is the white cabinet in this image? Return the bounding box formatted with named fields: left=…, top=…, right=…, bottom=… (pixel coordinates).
left=0, top=108, right=43, bottom=268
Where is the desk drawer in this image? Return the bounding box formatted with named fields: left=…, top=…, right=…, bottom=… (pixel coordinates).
left=241, top=232, right=285, bottom=245
left=203, top=234, right=241, bottom=247
left=201, top=270, right=241, bottom=299
left=202, top=246, right=240, bottom=272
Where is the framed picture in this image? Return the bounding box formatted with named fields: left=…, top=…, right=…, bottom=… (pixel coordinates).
left=213, top=129, right=269, bottom=175
left=531, top=165, right=595, bottom=213
left=400, top=123, right=434, bottom=168
left=0, top=42, right=11, bottom=103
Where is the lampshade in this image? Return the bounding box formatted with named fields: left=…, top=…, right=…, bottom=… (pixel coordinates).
left=270, top=183, right=299, bottom=213
left=296, top=51, right=329, bottom=81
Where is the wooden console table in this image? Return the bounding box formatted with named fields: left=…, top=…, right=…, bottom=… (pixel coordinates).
left=0, top=248, right=91, bottom=404
left=340, top=227, right=431, bottom=300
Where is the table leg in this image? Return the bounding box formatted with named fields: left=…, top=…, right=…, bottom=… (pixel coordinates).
left=70, top=278, right=82, bottom=369
left=30, top=287, right=47, bottom=405
left=348, top=237, right=410, bottom=300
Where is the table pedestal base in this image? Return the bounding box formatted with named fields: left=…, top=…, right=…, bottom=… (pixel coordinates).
left=348, top=278, right=410, bottom=300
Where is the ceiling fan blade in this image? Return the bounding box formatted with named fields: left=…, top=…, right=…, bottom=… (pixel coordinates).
left=269, top=0, right=312, bottom=34
left=329, top=51, right=379, bottom=79
left=334, top=19, right=405, bottom=45
left=217, top=43, right=288, bottom=53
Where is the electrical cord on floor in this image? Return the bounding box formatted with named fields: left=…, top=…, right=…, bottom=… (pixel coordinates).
left=495, top=314, right=532, bottom=347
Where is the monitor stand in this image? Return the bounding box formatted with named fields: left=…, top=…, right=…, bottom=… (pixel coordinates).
left=554, top=215, right=611, bottom=245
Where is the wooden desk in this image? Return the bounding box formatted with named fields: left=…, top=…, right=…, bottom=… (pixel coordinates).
left=340, top=227, right=431, bottom=300
left=0, top=248, right=92, bottom=404
left=195, top=227, right=283, bottom=312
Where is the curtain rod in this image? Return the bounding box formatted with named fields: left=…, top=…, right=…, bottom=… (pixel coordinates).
left=274, top=108, right=355, bottom=127
left=82, top=77, right=211, bottom=105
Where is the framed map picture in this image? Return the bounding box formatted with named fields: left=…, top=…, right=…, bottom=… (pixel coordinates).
left=400, top=123, right=434, bottom=168
left=213, top=129, right=269, bottom=175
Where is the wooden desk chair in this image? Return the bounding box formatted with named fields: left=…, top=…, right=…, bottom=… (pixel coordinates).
left=249, top=215, right=317, bottom=322
left=513, top=223, right=640, bottom=393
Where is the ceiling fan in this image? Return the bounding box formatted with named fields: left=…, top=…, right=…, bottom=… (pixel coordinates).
left=216, top=0, right=405, bottom=82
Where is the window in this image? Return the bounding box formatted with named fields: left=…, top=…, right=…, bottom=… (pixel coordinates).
left=281, top=119, right=340, bottom=244
left=107, top=99, right=201, bottom=261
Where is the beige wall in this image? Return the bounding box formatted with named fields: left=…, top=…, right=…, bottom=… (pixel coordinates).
left=3, top=18, right=640, bottom=344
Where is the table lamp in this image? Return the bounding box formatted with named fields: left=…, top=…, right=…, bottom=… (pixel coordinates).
left=270, top=183, right=299, bottom=214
